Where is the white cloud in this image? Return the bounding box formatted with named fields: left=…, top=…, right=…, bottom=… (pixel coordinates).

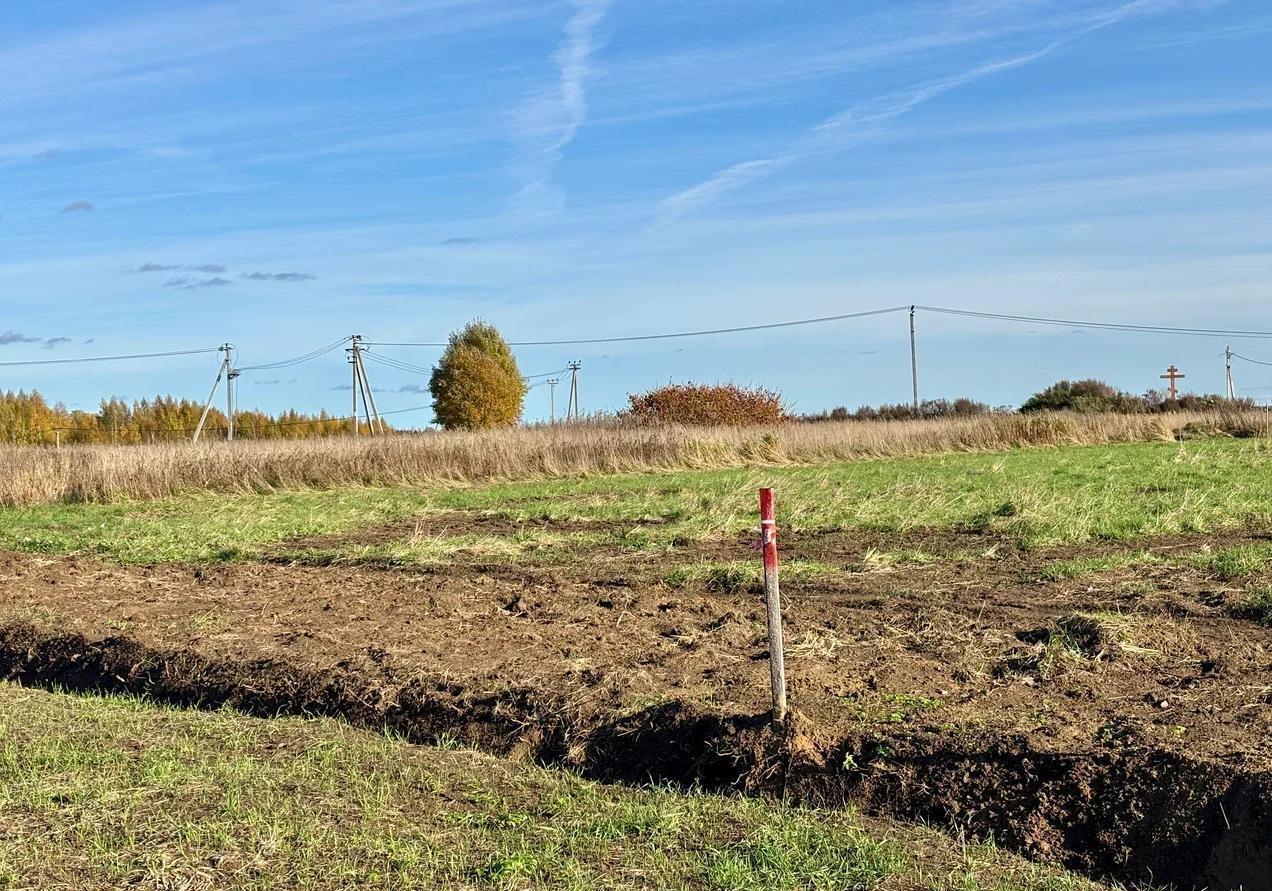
left=654, top=0, right=1187, bottom=225
left=510, top=0, right=612, bottom=217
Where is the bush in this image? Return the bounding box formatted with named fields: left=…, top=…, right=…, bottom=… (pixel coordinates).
left=801, top=398, right=992, bottom=423
left=626, top=383, right=785, bottom=427
left=429, top=321, right=527, bottom=430
left=1023, top=379, right=1255, bottom=415
left=1021, top=380, right=1144, bottom=414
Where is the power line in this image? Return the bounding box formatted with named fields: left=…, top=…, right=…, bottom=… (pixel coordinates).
left=361, top=351, right=433, bottom=375
left=1231, top=351, right=1272, bottom=367
left=363, top=305, right=912, bottom=347
left=918, top=306, right=1272, bottom=339
left=239, top=336, right=351, bottom=372
left=0, top=346, right=220, bottom=368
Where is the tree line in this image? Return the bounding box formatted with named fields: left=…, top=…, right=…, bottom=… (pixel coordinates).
left=0, top=390, right=364, bottom=445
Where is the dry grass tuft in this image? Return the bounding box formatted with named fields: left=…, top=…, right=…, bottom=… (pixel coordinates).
left=0, top=410, right=1258, bottom=506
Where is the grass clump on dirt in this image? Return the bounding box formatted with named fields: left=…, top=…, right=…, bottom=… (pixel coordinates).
left=663, top=560, right=839, bottom=594
left=0, top=683, right=1107, bottom=891
left=1189, top=543, right=1272, bottom=580
left=1037, top=552, right=1157, bottom=581
left=1230, top=588, right=1272, bottom=625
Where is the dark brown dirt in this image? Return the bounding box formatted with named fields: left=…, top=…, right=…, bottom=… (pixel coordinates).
left=271, top=510, right=644, bottom=552
left=3, top=526, right=1272, bottom=888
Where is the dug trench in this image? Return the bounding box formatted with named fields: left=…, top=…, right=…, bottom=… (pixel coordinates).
left=2, top=536, right=1272, bottom=888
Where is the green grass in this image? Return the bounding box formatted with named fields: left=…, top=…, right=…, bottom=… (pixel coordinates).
left=663, top=560, right=840, bottom=594
left=0, top=684, right=1106, bottom=890
left=1, top=439, right=1268, bottom=564
left=1037, top=552, right=1157, bottom=582
left=1189, top=543, right=1272, bottom=580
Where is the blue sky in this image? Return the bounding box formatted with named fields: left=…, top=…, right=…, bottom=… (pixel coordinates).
left=1, top=0, right=1270, bottom=422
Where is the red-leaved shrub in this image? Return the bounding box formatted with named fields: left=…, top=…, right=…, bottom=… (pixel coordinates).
left=626, top=383, right=785, bottom=427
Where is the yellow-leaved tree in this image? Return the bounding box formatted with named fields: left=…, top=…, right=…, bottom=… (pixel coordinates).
left=429, top=321, right=527, bottom=429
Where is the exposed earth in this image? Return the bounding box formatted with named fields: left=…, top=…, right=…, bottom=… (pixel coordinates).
left=2, top=520, right=1271, bottom=889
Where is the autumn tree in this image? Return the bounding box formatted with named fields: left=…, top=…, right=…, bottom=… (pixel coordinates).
left=429, top=321, right=527, bottom=429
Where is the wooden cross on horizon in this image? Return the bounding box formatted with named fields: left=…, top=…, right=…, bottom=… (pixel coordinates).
left=1161, top=364, right=1185, bottom=401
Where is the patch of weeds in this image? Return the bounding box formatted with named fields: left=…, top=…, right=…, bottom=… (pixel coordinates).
left=1230, top=588, right=1272, bottom=625
left=835, top=692, right=943, bottom=725
left=1037, top=551, right=1154, bottom=581
left=1191, top=544, right=1272, bottom=580
left=663, top=560, right=837, bottom=594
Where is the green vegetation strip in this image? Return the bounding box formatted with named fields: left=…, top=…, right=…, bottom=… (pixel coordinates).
left=0, top=440, right=1268, bottom=564
left=0, top=685, right=1102, bottom=890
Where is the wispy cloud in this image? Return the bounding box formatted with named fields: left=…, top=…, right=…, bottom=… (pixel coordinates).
left=396, top=383, right=429, bottom=394
left=41, top=336, right=73, bottom=349
left=655, top=0, right=1184, bottom=225
left=0, top=331, right=40, bottom=346
left=134, top=262, right=227, bottom=274
left=164, top=275, right=233, bottom=289
left=442, top=236, right=478, bottom=246
left=241, top=271, right=315, bottom=282
left=510, top=0, right=611, bottom=216
left=61, top=200, right=94, bottom=213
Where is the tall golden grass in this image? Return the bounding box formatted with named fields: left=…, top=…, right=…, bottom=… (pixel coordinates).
left=0, top=411, right=1263, bottom=506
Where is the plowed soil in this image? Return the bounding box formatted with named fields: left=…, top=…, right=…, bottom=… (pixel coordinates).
left=2, top=524, right=1271, bottom=889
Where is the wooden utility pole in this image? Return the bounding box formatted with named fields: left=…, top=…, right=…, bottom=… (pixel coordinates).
left=1160, top=365, right=1185, bottom=401
left=1226, top=347, right=1235, bottom=400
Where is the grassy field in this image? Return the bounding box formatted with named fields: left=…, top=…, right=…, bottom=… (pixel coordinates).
left=2, top=410, right=1257, bottom=507
left=2, top=438, right=1268, bottom=564
left=0, top=683, right=1103, bottom=891
left=1, top=435, right=1268, bottom=889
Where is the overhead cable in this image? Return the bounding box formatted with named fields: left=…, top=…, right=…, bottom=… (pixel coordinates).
left=0, top=347, right=221, bottom=368
left=239, top=336, right=352, bottom=372
left=1231, top=351, right=1272, bottom=367
left=363, top=305, right=912, bottom=347
left=918, top=306, right=1272, bottom=339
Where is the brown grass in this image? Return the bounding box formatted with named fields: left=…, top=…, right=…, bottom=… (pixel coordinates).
left=0, top=410, right=1263, bottom=506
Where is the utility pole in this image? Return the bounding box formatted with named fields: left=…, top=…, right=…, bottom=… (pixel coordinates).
left=909, top=305, right=919, bottom=412
left=566, top=361, right=581, bottom=420
left=346, top=336, right=382, bottom=435
left=193, top=344, right=234, bottom=444
left=1226, top=346, right=1235, bottom=400
left=547, top=378, right=559, bottom=423
left=226, top=360, right=239, bottom=442
left=349, top=341, right=360, bottom=436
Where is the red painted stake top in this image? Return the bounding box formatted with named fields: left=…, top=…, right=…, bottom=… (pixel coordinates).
left=759, top=487, right=778, bottom=572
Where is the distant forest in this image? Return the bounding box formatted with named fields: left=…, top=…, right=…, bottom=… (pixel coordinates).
left=0, top=390, right=364, bottom=445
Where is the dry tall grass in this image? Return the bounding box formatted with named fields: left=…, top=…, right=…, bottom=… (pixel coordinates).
left=0, top=411, right=1263, bottom=506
